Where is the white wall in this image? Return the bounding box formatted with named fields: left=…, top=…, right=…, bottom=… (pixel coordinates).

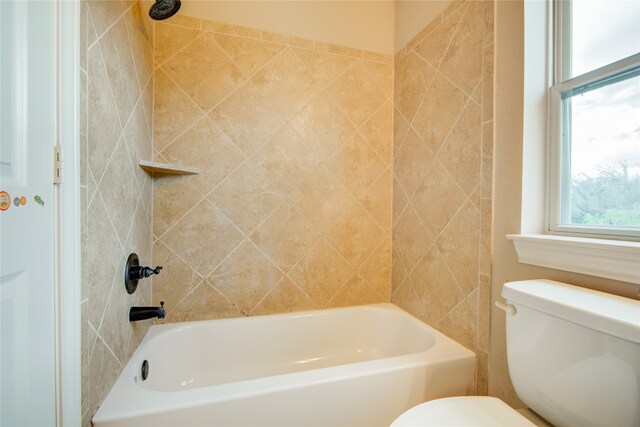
left=490, top=0, right=639, bottom=408
left=180, top=0, right=396, bottom=54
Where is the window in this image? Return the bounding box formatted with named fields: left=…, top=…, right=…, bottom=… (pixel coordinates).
left=549, top=0, right=640, bottom=240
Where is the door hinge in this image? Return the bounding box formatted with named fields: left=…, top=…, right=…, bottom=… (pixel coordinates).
left=53, top=146, right=64, bottom=184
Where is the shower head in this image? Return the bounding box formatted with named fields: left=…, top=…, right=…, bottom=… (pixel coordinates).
left=149, top=0, right=181, bottom=21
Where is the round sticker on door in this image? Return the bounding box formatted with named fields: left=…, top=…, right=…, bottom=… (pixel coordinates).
left=20, top=196, right=26, bottom=206
left=0, top=191, right=10, bottom=211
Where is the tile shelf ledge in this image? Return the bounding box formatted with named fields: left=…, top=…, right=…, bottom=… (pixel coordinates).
left=507, top=234, right=640, bottom=285
left=138, top=160, right=201, bottom=176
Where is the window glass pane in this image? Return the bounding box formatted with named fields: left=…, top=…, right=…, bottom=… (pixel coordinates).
left=563, top=72, right=640, bottom=229
left=571, top=0, right=640, bottom=78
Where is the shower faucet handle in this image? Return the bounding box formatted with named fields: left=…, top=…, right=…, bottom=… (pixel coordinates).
left=125, top=253, right=162, bottom=294
left=141, top=265, right=163, bottom=278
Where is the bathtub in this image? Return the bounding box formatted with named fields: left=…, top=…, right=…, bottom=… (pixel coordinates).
left=92, top=304, right=474, bottom=427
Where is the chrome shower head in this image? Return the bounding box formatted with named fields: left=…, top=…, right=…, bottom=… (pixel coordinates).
left=149, top=0, right=181, bottom=21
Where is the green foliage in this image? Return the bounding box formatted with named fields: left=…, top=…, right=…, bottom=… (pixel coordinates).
left=570, top=161, right=640, bottom=227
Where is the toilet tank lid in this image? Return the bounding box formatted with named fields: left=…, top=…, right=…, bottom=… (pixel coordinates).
left=503, top=280, right=640, bottom=344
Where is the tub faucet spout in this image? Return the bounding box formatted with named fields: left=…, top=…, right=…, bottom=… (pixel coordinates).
left=129, top=301, right=165, bottom=322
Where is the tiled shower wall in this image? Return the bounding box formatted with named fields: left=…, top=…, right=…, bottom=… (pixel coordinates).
left=80, top=0, right=494, bottom=420
left=391, top=0, right=494, bottom=393
left=80, top=0, right=154, bottom=423
left=151, top=16, right=394, bottom=321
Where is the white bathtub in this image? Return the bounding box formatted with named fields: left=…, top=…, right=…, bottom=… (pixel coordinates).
left=93, top=304, right=474, bottom=427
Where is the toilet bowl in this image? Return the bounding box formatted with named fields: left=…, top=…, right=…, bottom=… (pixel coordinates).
left=390, top=396, right=535, bottom=427
left=391, top=279, right=640, bottom=427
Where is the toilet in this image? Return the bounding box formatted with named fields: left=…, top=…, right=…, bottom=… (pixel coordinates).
left=391, top=279, right=640, bottom=427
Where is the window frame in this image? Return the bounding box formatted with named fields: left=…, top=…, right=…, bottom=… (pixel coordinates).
left=547, top=0, right=640, bottom=241
left=508, top=0, right=640, bottom=285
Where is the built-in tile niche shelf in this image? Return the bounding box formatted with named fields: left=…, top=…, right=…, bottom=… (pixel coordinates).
left=138, top=160, right=201, bottom=176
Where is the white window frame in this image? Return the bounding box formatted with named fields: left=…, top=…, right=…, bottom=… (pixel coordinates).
left=548, top=0, right=640, bottom=241
left=508, top=0, right=640, bottom=285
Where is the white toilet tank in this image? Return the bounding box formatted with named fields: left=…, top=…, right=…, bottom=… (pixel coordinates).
left=502, top=280, right=640, bottom=427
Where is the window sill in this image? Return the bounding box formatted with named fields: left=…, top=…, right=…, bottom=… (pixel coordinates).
left=507, top=234, right=640, bottom=284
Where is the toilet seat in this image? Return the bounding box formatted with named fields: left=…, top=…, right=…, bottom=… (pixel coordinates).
left=390, top=396, right=536, bottom=427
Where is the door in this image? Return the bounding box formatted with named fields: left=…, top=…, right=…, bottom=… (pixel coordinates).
left=1, top=0, right=57, bottom=425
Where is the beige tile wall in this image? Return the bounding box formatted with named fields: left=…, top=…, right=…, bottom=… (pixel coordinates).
left=80, top=1, right=494, bottom=420
left=80, top=0, right=155, bottom=423
left=391, top=0, right=494, bottom=394
left=151, top=17, right=394, bottom=321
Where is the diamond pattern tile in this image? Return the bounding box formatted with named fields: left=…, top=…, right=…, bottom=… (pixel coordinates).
left=289, top=90, right=356, bottom=162
left=325, top=274, right=383, bottom=308
left=325, top=201, right=385, bottom=268
left=215, top=33, right=284, bottom=77
left=437, top=101, right=482, bottom=195
left=359, top=168, right=392, bottom=232
left=391, top=278, right=427, bottom=321
left=360, top=102, right=393, bottom=165
left=250, top=202, right=319, bottom=272
left=364, top=60, right=394, bottom=99
left=325, top=132, right=386, bottom=199
left=412, top=72, right=468, bottom=154
left=392, top=203, right=432, bottom=273
left=393, top=106, right=411, bottom=161
left=292, top=47, right=356, bottom=89
left=99, top=17, right=141, bottom=125
left=87, top=43, right=121, bottom=182
left=288, top=239, right=354, bottom=308
left=160, top=116, right=245, bottom=194
left=251, top=124, right=319, bottom=197
left=209, top=81, right=286, bottom=156
left=435, top=200, right=480, bottom=295
left=414, top=3, right=467, bottom=68
left=409, top=246, right=464, bottom=324
left=154, top=22, right=202, bottom=66
left=123, top=99, right=152, bottom=195
left=392, top=175, right=409, bottom=228
left=287, top=165, right=354, bottom=234
left=356, top=237, right=392, bottom=300
left=411, top=161, right=467, bottom=239
left=161, top=200, right=245, bottom=277
left=125, top=7, right=153, bottom=84
left=394, top=52, right=436, bottom=122
left=251, top=47, right=315, bottom=119
left=391, top=247, right=409, bottom=291
left=207, top=158, right=284, bottom=235
left=439, top=1, right=484, bottom=95
left=169, top=281, right=244, bottom=322
left=87, top=0, right=125, bottom=39
left=436, top=290, right=478, bottom=351
left=153, top=175, right=203, bottom=237
left=164, top=33, right=245, bottom=111
left=327, top=61, right=387, bottom=128
left=86, top=192, right=124, bottom=329
left=390, top=0, right=493, bottom=375
left=154, top=68, right=203, bottom=151
left=393, top=127, right=435, bottom=197
left=208, top=240, right=284, bottom=314
left=152, top=240, right=202, bottom=311
left=251, top=277, right=316, bottom=315
left=146, top=19, right=394, bottom=327
left=97, top=137, right=138, bottom=246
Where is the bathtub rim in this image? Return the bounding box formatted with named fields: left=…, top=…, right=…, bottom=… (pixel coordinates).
left=142, top=303, right=433, bottom=343
left=93, top=303, right=475, bottom=424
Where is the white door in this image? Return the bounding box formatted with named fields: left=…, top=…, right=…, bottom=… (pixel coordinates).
left=0, top=0, right=57, bottom=425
